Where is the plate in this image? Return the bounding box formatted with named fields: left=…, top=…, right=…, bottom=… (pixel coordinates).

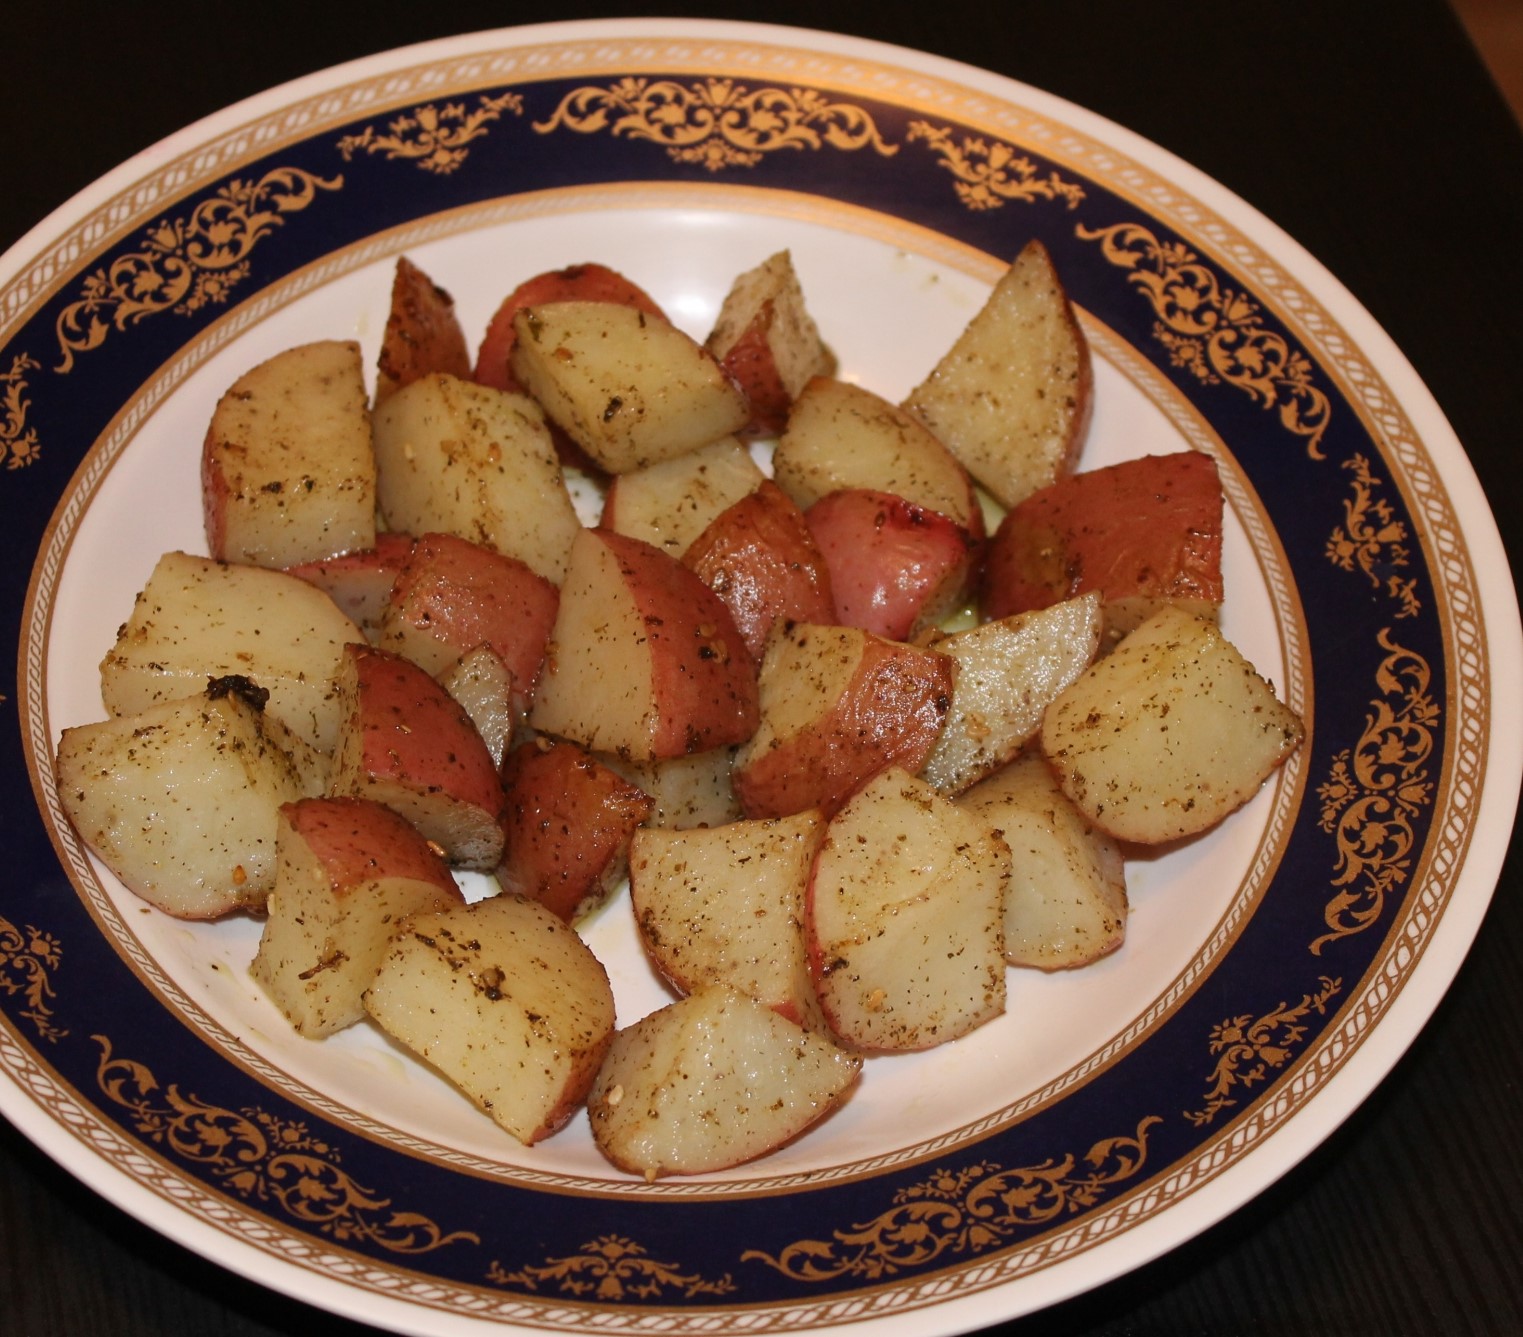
left=4, top=18, right=1519, bottom=1336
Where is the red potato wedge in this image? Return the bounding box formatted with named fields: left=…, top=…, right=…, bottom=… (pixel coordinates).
left=982, top=450, right=1225, bottom=639
left=599, top=747, right=742, bottom=829
left=376, top=531, right=558, bottom=696
left=629, top=810, right=828, bottom=1030
left=731, top=622, right=953, bottom=819
left=329, top=644, right=506, bottom=869
left=286, top=532, right=416, bottom=641
left=99, top=550, right=364, bottom=754
left=370, top=372, right=581, bottom=585
left=1040, top=606, right=1304, bottom=843
left=805, top=488, right=978, bottom=641
left=773, top=376, right=983, bottom=536
left=682, top=479, right=836, bottom=665
left=600, top=436, right=764, bottom=556
left=529, top=529, right=759, bottom=762
left=437, top=646, right=526, bottom=769
left=808, top=767, right=1009, bottom=1050
left=365, top=894, right=616, bottom=1145
left=919, top=592, right=1104, bottom=796
left=497, top=737, right=654, bottom=923
left=508, top=301, right=749, bottom=473
left=586, top=984, right=861, bottom=1178
left=202, top=340, right=376, bottom=569
left=705, top=250, right=836, bottom=434
left=957, top=753, right=1127, bottom=970
left=474, top=262, right=666, bottom=394
left=374, top=255, right=472, bottom=406
left=251, top=795, right=465, bottom=1036
left=904, top=239, right=1092, bottom=510
left=55, top=677, right=324, bottom=919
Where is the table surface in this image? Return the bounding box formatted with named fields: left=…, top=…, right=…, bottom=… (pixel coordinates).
left=3, top=2, right=1521, bottom=1334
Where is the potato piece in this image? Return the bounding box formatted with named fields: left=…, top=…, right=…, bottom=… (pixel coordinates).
left=529, top=529, right=759, bottom=762
left=807, top=768, right=1008, bottom=1050
left=365, top=895, right=616, bottom=1145
left=497, top=738, right=653, bottom=922
left=1041, top=607, right=1304, bottom=843
left=251, top=796, right=464, bottom=1036
left=374, top=256, right=471, bottom=405
left=920, top=593, right=1103, bottom=796
left=904, top=240, right=1091, bottom=509
left=587, top=985, right=860, bottom=1178
left=371, top=372, right=581, bottom=585
left=600, top=436, right=764, bottom=556
left=773, top=377, right=982, bottom=535
left=202, top=340, right=376, bottom=568
left=599, top=747, right=742, bottom=829
left=437, top=645, right=525, bottom=768
left=805, top=488, right=977, bottom=641
left=732, top=622, right=953, bottom=819
left=286, top=532, right=415, bottom=641
left=981, top=450, right=1224, bottom=639
left=629, top=810, right=828, bottom=1030
left=508, top=301, right=749, bottom=473
left=99, top=550, right=364, bottom=754
left=682, top=480, right=836, bottom=665
left=55, top=678, right=322, bottom=919
left=705, top=250, right=836, bottom=434
left=329, top=644, right=506, bottom=869
left=958, top=753, right=1127, bottom=969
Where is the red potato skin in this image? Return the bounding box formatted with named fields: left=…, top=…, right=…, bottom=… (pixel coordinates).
left=340, top=644, right=506, bottom=832
left=982, top=451, right=1224, bottom=620
left=375, top=256, right=471, bottom=403
left=497, top=738, right=654, bottom=921
left=716, top=301, right=793, bottom=435
left=473, top=263, right=667, bottom=394
left=385, top=532, right=559, bottom=695
left=734, top=634, right=954, bottom=819
left=682, top=480, right=836, bottom=664
left=282, top=795, right=461, bottom=899
left=286, top=532, right=415, bottom=635
left=805, top=489, right=979, bottom=641
left=597, top=530, right=762, bottom=757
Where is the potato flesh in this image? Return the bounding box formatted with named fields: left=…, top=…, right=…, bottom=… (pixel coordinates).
left=99, top=550, right=364, bottom=754
left=1041, top=606, right=1304, bottom=843
left=364, top=896, right=616, bottom=1145
left=587, top=985, right=860, bottom=1178
left=601, top=436, right=764, bottom=556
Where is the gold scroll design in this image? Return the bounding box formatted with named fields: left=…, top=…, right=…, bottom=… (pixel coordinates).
left=1, top=353, right=41, bottom=469
left=0, top=915, right=65, bottom=1041
left=1077, top=221, right=1332, bottom=458
left=337, top=92, right=524, bottom=175
left=533, top=77, right=897, bottom=172
left=1184, top=976, right=1342, bottom=1127
left=52, top=166, right=342, bottom=374
left=1313, top=630, right=1436, bottom=953
left=906, top=121, right=1084, bottom=211
left=744, top=1118, right=1159, bottom=1283
left=489, top=1235, right=736, bottom=1301
left=1327, top=453, right=1421, bottom=618
left=93, top=1037, right=477, bottom=1254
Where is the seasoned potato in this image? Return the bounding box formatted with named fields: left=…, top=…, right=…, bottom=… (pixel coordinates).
left=600, top=435, right=764, bottom=556
left=374, top=256, right=472, bottom=405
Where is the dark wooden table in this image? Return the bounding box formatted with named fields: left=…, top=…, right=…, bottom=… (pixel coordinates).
left=4, top=2, right=1520, bottom=1333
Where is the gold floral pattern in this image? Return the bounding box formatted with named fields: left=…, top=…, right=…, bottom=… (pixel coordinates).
left=53, top=167, right=342, bottom=373
left=1327, top=454, right=1420, bottom=617
left=94, top=1038, right=476, bottom=1253
left=488, top=1234, right=736, bottom=1300
left=1185, top=977, right=1342, bottom=1127
left=0, top=916, right=65, bottom=1041
left=533, top=77, right=897, bottom=171
left=907, top=122, right=1084, bottom=211
left=743, top=1119, right=1159, bottom=1282
left=1077, top=221, right=1332, bottom=457
left=337, top=93, right=523, bottom=175
left=1, top=354, right=41, bottom=469
left=1313, top=631, right=1437, bottom=952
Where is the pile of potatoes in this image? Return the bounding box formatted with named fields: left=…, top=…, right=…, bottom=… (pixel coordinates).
left=54, top=245, right=1301, bottom=1177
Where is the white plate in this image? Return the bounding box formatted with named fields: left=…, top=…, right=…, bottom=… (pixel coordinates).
left=5, top=18, right=1519, bottom=1336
